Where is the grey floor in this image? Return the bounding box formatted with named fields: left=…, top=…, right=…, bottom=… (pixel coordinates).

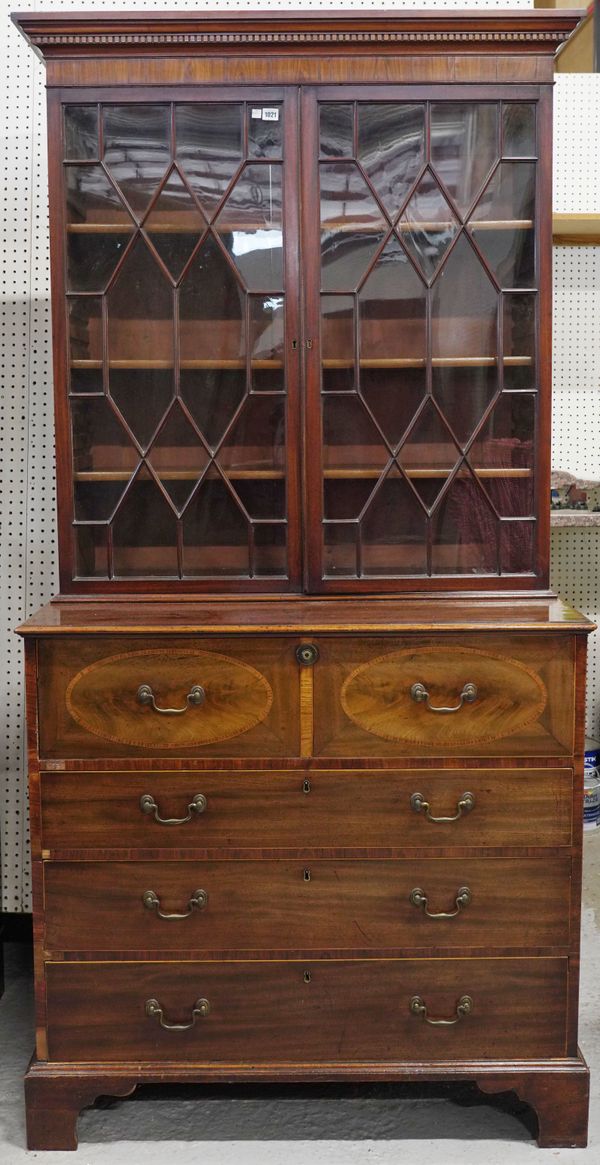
left=2, top=840, right=600, bottom=1163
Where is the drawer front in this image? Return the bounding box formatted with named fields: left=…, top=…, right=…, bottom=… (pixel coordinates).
left=314, top=634, right=575, bottom=757
left=44, top=857, right=571, bottom=952
left=38, top=637, right=300, bottom=758
left=39, top=768, right=574, bottom=851
left=45, top=957, right=568, bottom=1063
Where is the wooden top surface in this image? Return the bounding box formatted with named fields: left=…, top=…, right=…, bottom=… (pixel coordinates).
left=17, top=596, right=595, bottom=636
left=12, top=9, right=584, bottom=61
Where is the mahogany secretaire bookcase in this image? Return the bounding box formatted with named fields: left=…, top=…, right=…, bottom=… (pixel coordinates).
left=12, top=8, right=593, bottom=1151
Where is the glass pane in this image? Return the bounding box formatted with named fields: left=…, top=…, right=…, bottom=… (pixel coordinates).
left=320, top=163, right=387, bottom=292
left=75, top=525, right=108, bottom=578
left=320, top=105, right=353, bottom=159
left=176, top=104, right=243, bottom=218
left=323, top=396, right=389, bottom=473
left=430, top=104, right=498, bottom=217
left=107, top=238, right=174, bottom=366
left=431, top=234, right=498, bottom=360
left=183, top=476, right=249, bottom=577
left=64, top=106, right=98, bottom=160
left=147, top=403, right=210, bottom=512
left=103, top=105, right=171, bottom=217
left=503, top=292, right=536, bottom=389
left=469, top=162, right=535, bottom=288
left=250, top=295, right=284, bottom=392
left=109, top=370, right=173, bottom=450
left=144, top=169, right=207, bottom=281
left=360, top=236, right=426, bottom=363
left=179, top=234, right=245, bottom=369
left=324, top=523, right=357, bottom=578
left=500, top=521, right=535, bottom=573
left=71, top=397, right=139, bottom=476
left=322, top=295, right=355, bottom=392
left=253, top=525, right=287, bottom=576
left=361, top=369, right=426, bottom=451
left=324, top=478, right=374, bottom=521
left=65, top=165, right=133, bottom=293
left=235, top=480, right=285, bottom=520
left=215, top=163, right=283, bottom=290
left=469, top=392, right=535, bottom=518
left=112, top=467, right=178, bottom=577
left=218, top=396, right=285, bottom=475
left=397, top=401, right=461, bottom=508
left=503, top=104, right=536, bottom=158
left=358, top=105, right=425, bottom=218
left=181, top=369, right=246, bottom=449
left=248, top=105, right=283, bottom=159
left=398, top=172, right=459, bottom=281
left=361, top=470, right=427, bottom=576
left=68, top=297, right=103, bottom=393
left=431, top=473, right=499, bottom=575
left=432, top=365, right=498, bottom=449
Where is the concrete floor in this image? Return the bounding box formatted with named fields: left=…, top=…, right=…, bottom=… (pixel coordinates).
left=1, top=839, right=600, bottom=1163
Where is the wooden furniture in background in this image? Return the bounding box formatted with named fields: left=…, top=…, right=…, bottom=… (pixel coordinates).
left=13, top=8, right=593, bottom=1152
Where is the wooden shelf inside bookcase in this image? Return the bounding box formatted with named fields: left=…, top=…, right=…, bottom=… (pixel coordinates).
left=74, top=466, right=532, bottom=482
left=70, top=357, right=533, bottom=372
left=66, top=219, right=535, bottom=234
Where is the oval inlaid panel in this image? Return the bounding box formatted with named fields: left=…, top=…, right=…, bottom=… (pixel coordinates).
left=66, top=649, right=273, bottom=749
left=341, top=646, right=547, bottom=747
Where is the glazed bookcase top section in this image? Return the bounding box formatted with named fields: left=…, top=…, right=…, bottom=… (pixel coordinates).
left=12, top=10, right=584, bottom=61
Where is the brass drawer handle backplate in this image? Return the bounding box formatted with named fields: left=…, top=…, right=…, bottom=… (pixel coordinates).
left=145, top=997, right=210, bottom=1031
left=409, top=885, right=472, bottom=919
left=410, top=994, right=473, bottom=1027
left=139, top=792, right=207, bottom=825
left=410, top=681, right=478, bottom=714
left=143, top=888, right=208, bottom=920
left=137, top=682, right=206, bottom=715
left=410, top=791, right=475, bottom=824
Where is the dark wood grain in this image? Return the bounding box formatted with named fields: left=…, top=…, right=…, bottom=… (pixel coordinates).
left=44, top=957, right=568, bottom=1064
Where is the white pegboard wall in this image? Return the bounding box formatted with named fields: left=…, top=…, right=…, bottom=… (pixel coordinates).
left=551, top=531, right=600, bottom=739
left=554, top=75, right=600, bottom=215
left=0, top=0, right=585, bottom=914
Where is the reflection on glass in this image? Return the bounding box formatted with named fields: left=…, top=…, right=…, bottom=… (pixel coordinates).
left=320, top=163, right=387, bottom=292
left=500, top=521, right=534, bottom=573
left=103, top=105, right=171, bottom=216
left=144, top=169, right=207, bottom=281
left=361, top=470, right=427, bottom=576
left=431, top=234, right=498, bottom=359
left=469, top=392, right=534, bottom=519
left=219, top=396, right=285, bottom=474
left=470, top=163, right=535, bottom=288
left=181, top=370, right=246, bottom=449
left=147, top=403, right=211, bottom=512
left=176, top=104, right=243, bottom=217
left=358, top=105, right=425, bottom=218
left=250, top=295, right=284, bottom=391
left=70, top=397, right=138, bottom=475
left=65, top=165, right=134, bottom=292
left=179, top=234, right=245, bottom=368
left=249, top=106, right=283, bottom=159
left=503, top=292, right=536, bottom=389
left=361, top=370, right=426, bottom=451
left=107, top=238, right=174, bottom=365
left=503, top=104, right=536, bottom=158
left=183, top=476, right=249, bottom=576
left=215, top=164, right=283, bottom=290
left=64, top=106, right=98, bottom=161
left=322, top=295, right=355, bottom=392
left=112, top=467, right=178, bottom=577
left=320, top=105, right=353, bottom=158
left=431, top=474, right=498, bottom=575
left=69, top=297, right=103, bottom=392
left=399, top=173, right=459, bottom=281
left=430, top=104, right=498, bottom=217
left=360, top=237, right=426, bottom=362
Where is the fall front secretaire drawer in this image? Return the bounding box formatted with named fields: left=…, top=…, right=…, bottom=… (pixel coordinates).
left=37, top=637, right=300, bottom=758
left=313, top=633, right=576, bottom=757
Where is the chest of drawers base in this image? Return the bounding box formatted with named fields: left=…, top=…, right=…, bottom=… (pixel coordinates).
left=18, top=598, right=593, bottom=1150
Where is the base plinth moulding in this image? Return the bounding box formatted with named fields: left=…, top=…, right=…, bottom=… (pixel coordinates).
left=24, top=1052, right=590, bottom=1151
